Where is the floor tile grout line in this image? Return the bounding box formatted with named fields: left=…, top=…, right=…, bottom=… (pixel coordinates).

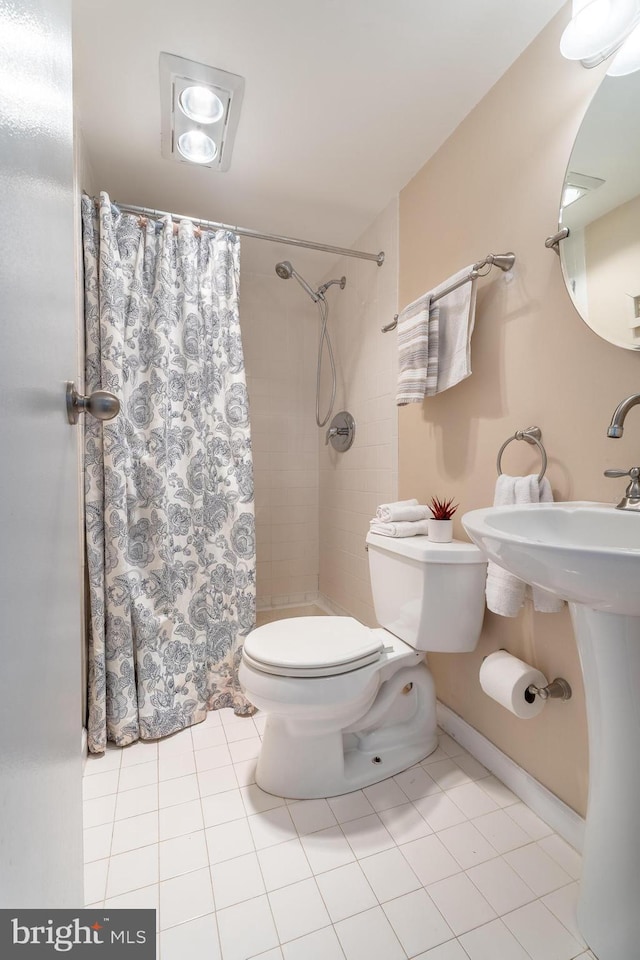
left=198, top=716, right=232, bottom=959
left=89, top=835, right=581, bottom=939
left=210, top=724, right=284, bottom=956
left=101, top=739, right=124, bottom=900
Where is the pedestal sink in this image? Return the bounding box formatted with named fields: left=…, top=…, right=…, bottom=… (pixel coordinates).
left=462, top=501, right=640, bottom=960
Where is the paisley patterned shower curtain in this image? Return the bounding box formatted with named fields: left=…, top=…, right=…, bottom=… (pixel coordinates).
left=82, top=192, right=256, bottom=753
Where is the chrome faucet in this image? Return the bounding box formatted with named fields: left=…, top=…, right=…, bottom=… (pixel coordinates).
left=607, top=394, right=640, bottom=438
left=605, top=394, right=640, bottom=510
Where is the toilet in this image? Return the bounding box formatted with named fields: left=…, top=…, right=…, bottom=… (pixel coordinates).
left=239, top=532, right=487, bottom=799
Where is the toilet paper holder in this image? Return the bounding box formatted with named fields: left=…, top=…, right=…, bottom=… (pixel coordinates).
left=483, top=652, right=572, bottom=703
left=525, top=678, right=572, bottom=702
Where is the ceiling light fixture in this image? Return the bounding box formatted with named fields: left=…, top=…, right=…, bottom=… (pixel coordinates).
left=160, top=53, right=245, bottom=171
left=560, top=0, right=640, bottom=68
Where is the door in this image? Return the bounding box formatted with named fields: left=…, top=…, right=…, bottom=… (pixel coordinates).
left=0, top=0, right=84, bottom=906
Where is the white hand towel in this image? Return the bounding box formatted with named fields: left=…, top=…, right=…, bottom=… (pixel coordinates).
left=369, top=519, right=430, bottom=538
left=485, top=474, right=565, bottom=616
left=396, top=293, right=439, bottom=404
left=532, top=478, right=565, bottom=614
left=377, top=503, right=431, bottom=523
left=376, top=498, right=418, bottom=520
left=485, top=474, right=529, bottom=617
left=431, top=265, right=477, bottom=395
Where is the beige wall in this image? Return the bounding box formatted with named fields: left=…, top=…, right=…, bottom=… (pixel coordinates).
left=585, top=192, right=640, bottom=347
left=398, top=7, right=640, bottom=817
left=241, top=271, right=320, bottom=608
left=318, top=200, right=399, bottom=626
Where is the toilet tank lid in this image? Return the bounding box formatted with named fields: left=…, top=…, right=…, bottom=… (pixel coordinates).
left=366, top=532, right=486, bottom=564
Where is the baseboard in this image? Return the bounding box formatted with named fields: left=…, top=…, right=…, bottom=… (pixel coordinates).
left=256, top=592, right=320, bottom=612
left=436, top=701, right=585, bottom=853
left=315, top=593, right=346, bottom=616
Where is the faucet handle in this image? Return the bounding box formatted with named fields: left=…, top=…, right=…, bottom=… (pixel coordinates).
left=604, top=467, right=640, bottom=510
left=604, top=467, right=640, bottom=479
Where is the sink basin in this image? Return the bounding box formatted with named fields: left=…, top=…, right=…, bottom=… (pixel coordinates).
left=462, top=500, right=640, bottom=960
left=462, top=500, right=640, bottom=615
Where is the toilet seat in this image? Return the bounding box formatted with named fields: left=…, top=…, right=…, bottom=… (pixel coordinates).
left=243, top=616, right=385, bottom=678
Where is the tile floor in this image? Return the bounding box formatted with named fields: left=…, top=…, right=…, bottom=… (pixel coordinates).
left=83, top=710, right=595, bottom=960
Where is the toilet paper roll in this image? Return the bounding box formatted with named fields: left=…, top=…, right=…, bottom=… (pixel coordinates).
left=479, top=650, right=548, bottom=719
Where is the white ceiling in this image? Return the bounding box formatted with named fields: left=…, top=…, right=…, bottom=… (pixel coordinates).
left=72, top=0, right=566, bottom=277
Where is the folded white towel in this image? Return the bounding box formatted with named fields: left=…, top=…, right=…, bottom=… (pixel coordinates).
left=376, top=498, right=418, bottom=520
left=369, top=519, right=431, bottom=538
left=396, top=293, right=439, bottom=405
left=485, top=474, right=564, bottom=616
left=431, top=265, right=477, bottom=395
left=377, top=501, right=431, bottom=522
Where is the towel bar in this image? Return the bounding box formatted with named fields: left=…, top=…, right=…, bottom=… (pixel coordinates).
left=383, top=251, right=515, bottom=332
left=496, top=426, right=547, bottom=483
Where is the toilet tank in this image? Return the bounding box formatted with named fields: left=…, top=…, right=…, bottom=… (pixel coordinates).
left=366, top=533, right=487, bottom=652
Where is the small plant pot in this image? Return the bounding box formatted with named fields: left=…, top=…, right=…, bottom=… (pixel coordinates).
left=428, top=518, right=453, bottom=543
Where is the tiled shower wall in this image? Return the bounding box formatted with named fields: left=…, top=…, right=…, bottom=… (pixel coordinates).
left=242, top=199, right=398, bottom=616
left=241, top=272, right=320, bottom=608
left=318, top=199, right=399, bottom=626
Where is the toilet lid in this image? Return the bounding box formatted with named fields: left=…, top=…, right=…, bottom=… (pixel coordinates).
left=243, top=617, right=385, bottom=677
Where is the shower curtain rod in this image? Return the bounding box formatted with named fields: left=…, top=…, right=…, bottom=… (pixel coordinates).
left=98, top=199, right=385, bottom=266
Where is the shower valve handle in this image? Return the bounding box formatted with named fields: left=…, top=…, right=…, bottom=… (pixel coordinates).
left=325, top=426, right=348, bottom=445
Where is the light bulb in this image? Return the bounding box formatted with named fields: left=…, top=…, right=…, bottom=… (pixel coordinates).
left=178, top=85, right=224, bottom=124
left=608, top=20, right=640, bottom=72
left=177, top=131, right=218, bottom=164
left=560, top=0, right=640, bottom=62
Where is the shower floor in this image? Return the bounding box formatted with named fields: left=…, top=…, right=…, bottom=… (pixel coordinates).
left=82, top=709, right=588, bottom=960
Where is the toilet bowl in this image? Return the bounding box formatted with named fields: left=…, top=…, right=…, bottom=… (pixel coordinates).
left=239, top=533, right=487, bottom=799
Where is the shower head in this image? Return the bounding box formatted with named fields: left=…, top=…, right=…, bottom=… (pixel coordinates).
left=275, top=260, right=293, bottom=280
left=317, top=276, right=347, bottom=296
left=274, top=260, right=320, bottom=303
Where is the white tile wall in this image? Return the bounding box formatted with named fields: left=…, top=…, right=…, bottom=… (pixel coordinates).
left=241, top=201, right=397, bottom=616
left=240, top=272, right=320, bottom=608
left=318, top=199, right=399, bottom=626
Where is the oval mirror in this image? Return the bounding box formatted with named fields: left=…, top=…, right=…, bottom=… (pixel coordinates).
left=559, top=70, right=640, bottom=350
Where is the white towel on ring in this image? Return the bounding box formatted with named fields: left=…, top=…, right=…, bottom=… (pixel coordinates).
left=369, top=519, right=430, bottom=538
left=485, top=475, right=564, bottom=617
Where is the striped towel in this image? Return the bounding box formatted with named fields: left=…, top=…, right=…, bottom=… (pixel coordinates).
left=396, top=292, right=440, bottom=405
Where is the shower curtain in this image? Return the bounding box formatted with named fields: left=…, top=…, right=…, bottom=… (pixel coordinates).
left=82, top=192, right=256, bottom=753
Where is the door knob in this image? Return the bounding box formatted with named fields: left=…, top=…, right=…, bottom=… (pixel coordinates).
left=66, top=381, right=120, bottom=424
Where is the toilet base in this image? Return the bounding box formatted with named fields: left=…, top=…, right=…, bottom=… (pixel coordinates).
left=255, top=662, right=438, bottom=799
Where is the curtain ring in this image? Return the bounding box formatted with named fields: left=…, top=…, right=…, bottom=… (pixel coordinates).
left=496, top=427, right=547, bottom=483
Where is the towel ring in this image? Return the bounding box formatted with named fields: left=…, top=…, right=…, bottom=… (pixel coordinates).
left=496, top=426, right=547, bottom=483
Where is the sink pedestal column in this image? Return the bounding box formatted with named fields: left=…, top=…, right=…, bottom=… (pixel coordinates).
left=570, top=604, right=640, bottom=960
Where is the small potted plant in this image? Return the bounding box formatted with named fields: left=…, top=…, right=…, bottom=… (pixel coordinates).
left=428, top=496, right=458, bottom=543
